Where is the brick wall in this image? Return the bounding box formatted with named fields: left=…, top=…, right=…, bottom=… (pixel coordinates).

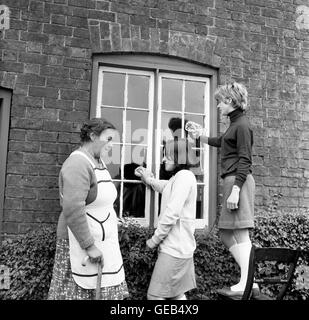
left=0, top=0, right=308, bottom=234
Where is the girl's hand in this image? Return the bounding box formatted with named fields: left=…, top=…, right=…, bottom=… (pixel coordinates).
left=226, top=186, right=240, bottom=210
left=135, top=166, right=154, bottom=184
left=134, top=166, right=145, bottom=177
left=146, top=239, right=157, bottom=249
left=85, top=244, right=103, bottom=265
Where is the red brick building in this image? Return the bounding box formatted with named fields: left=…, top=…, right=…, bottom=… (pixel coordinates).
left=0, top=0, right=308, bottom=237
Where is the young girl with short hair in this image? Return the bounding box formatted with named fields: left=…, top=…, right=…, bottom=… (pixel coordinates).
left=135, top=138, right=198, bottom=300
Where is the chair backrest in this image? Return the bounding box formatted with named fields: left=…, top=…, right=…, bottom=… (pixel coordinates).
left=242, top=245, right=301, bottom=300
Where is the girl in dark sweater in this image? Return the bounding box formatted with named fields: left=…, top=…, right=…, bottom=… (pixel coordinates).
left=187, top=82, right=259, bottom=297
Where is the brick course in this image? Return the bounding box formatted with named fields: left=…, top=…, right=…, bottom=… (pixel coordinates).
left=1, top=0, right=308, bottom=234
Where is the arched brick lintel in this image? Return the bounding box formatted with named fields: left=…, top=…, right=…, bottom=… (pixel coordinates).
left=88, top=24, right=222, bottom=69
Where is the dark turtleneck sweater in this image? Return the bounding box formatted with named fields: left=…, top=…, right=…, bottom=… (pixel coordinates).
left=207, top=108, right=253, bottom=189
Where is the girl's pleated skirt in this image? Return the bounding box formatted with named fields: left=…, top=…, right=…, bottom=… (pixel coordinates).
left=147, top=252, right=196, bottom=298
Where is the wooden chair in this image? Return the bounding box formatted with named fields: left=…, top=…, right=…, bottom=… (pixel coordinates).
left=217, top=245, right=301, bottom=300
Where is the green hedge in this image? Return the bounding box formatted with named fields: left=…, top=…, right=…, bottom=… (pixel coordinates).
left=0, top=212, right=308, bottom=300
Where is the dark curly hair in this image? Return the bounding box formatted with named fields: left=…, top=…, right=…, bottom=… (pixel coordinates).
left=168, top=117, right=188, bottom=137
left=80, top=118, right=116, bottom=142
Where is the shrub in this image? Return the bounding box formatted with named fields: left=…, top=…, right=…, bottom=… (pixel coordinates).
left=118, top=218, right=157, bottom=300
left=0, top=213, right=308, bottom=300
left=0, top=226, right=57, bottom=300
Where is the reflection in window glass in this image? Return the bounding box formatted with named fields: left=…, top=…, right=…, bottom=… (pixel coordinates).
left=131, top=145, right=147, bottom=166
left=108, top=163, right=121, bottom=180
left=161, top=112, right=185, bottom=143
left=185, top=114, right=204, bottom=128
left=185, top=81, right=205, bottom=114
left=101, top=107, right=123, bottom=142
left=162, top=78, right=182, bottom=111
left=102, top=72, right=125, bottom=107
left=191, top=149, right=204, bottom=183
left=122, top=182, right=146, bottom=218
left=104, top=145, right=121, bottom=178
left=123, top=145, right=146, bottom=168
left=126, top=110, right=148, bottom=144
left=196, top=185, right=204, bottom=219
left=113, top=181, right=121, bottom=216
left=128, top=75, right=149, bottom=109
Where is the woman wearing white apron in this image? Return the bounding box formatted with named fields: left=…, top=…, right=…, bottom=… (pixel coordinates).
left=48, top=118, right=129, bottom=300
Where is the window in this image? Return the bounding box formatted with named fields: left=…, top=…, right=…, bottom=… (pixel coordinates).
left=96, top=67, right=154, bottom=225
left=0, top=87, right=12, bottom=238
left=92, top=54, right=218, bottom=229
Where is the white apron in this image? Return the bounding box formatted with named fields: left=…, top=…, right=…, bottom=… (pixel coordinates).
left=66, top=150, right=125, bottom=289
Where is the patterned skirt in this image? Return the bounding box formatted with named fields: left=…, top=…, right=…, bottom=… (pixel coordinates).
left=47, top=239, right=130, bottom=300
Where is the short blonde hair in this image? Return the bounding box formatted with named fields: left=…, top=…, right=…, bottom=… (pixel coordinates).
left=214, top=82, right=248, bottom=111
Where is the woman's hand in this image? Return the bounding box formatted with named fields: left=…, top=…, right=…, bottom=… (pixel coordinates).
left=185, top=121, right=204, bottom=139
left=85, top=244, right=103, bottom=265
left=226, top=185, right=240, bottom=210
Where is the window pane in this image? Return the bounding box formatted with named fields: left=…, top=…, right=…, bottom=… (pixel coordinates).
left=161, top=78, right=182, bottom=111
left=126, top=109, right=148, bottom=144
left=102, top=72, right=125, bottom=107
left=185, top=113, right=205, bottom=144
left=161, top=112, right=187, bottom=143
left=185, top=80, right=205, bottom=114
left=104, top=144, right=121, bottom=179
left=132, top=145, right=147, bottom=166
left=122, top=182, right=146, bottom=218
left=128, top=75, right=149, bottom=109
left=124, top=145, right=146, bottom=168
left=113, top=181, right=121, bottom=216
left=101, top=107, right=123, bottom=142
left=185, top=113, right=204, bottom=128
left=191, top=149, right=204, bottom=183
left=196, top=185, right=205, bottom=219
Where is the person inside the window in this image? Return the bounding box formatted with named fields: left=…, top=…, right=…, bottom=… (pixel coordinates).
left=135, top=138, right=198, bottom=300
left=160, top=117, right=189, bottom=181
left=48, top=118, right=129, bottom=300
left=168, top=117, right=189, bottom=139
left=187, top=82, right=259, bottom=297
left=122, top=162, right=146, bottom=218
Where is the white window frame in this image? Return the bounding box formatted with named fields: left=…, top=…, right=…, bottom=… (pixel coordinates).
left=96, top=66, right=154, bottom=227
left=155, top=73, right=210, bottom=229
left=91, top=54, right=218, bottom=230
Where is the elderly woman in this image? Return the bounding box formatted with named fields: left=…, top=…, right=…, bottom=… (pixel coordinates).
left=48, top=118, right=129, bottom=300
left=188, top=82, right=259, bottom=297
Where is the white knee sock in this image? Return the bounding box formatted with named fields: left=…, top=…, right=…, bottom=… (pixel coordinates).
left=229, top=243, right=241, bottom=265
left=229, top=241, right=252, bottom=292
